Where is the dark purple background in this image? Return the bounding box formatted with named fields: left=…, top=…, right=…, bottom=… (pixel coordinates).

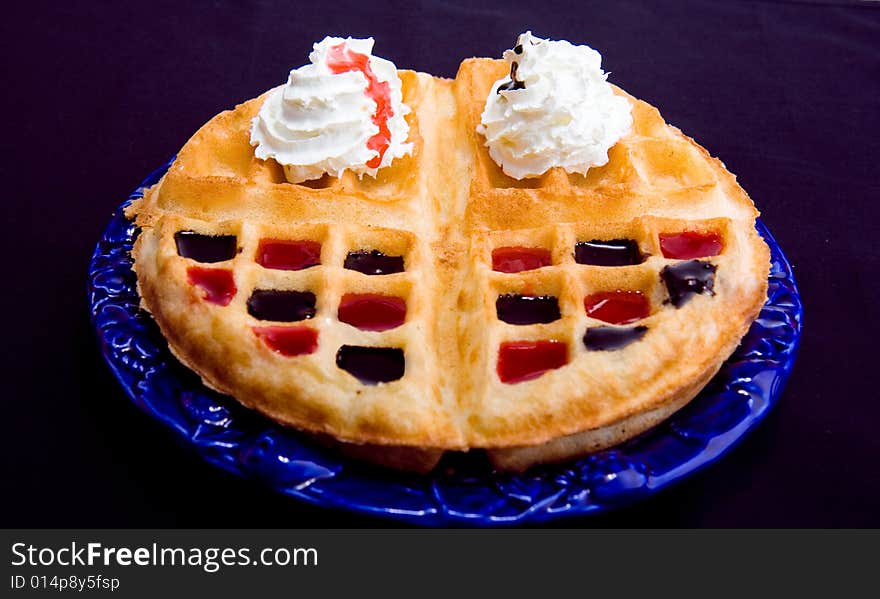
left=3, top=1, right=878, bottom=527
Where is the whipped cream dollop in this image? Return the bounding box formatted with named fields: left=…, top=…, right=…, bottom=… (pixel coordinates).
left=478, top=32, right=633, bottom=180
left=250, top=36, right=413, bottom=183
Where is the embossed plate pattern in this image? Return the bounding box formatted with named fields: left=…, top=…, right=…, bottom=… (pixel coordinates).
left=88, top=158, right=802, bottom=526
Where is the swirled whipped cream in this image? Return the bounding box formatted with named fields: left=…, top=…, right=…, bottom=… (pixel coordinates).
left=250, top=36, right=413, bottom=183
left=478, top=32, right=633, bottom=180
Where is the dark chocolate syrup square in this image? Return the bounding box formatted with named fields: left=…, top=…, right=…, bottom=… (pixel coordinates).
left=661, top=260, right=717, bottom=307
left=584, top=325, right=648, bottom=351
left=247, top=290, right=316, bottom=322
left=343, top=250, right=405, bottom=275
left=574, top=239, right=643, bottom=266
left=336, top=345, right=405, bottom=384
left=174, top=231, right=238, bottom=263
left=496, top=295, right=561, bottom=325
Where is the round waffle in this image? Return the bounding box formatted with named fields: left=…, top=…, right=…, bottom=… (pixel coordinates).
left=127, top=58, right=769, bottom=472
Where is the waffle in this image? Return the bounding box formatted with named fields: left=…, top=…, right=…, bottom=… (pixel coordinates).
left=127, top=58, right=770, bottom=472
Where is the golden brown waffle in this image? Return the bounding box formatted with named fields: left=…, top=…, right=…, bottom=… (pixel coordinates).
left=127, top=59, right=769, bottom=472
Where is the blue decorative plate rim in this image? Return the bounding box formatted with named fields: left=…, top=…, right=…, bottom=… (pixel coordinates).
left=88, top=158, right=802, bottom=526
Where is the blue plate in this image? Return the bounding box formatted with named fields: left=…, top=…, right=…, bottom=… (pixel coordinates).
left=88, top=158, right=802, bottom=526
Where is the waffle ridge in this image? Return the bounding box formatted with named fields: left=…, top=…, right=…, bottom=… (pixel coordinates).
left=128, top=58, right=770, bottom=471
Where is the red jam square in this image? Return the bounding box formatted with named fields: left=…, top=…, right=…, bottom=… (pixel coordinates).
left=584, top=290, right=650, bottom=325
left=338, top=294, right=406, bottom=331
left=492, top=247, right=552, bottom=273
left=659, top=231, right=723, bottom=259
left=186, top=266, right=236, bottom=306
left=253, top=326, right=318, bottom=356
left=256, top=239, right=321, bottom=271
left=497, top=340, right=569, bottom=384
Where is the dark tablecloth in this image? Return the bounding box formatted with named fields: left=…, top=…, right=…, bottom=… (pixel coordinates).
left=3, top=0, right=878, bottom=527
